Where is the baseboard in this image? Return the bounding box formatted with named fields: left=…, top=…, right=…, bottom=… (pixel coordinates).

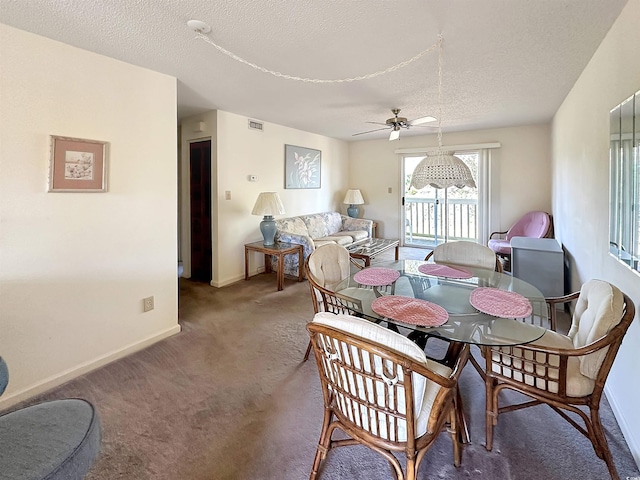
left=0, top=324, right=182, bottom=410
left=605, top=383, right=640, bottom=470
left=211, top=267, right=265, bottom=288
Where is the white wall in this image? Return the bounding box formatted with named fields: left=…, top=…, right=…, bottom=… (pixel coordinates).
left=348, top=124, right=552, bottom=241
left=0, top=24, right=180, bottom=407
left=551, top=0, right=640, bottom=466
left=180, top=111, right=350, bottom=287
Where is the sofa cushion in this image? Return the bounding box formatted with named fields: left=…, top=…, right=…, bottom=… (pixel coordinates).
left=316, top=235, right=353, bottom=246
left=276, top=216, right=309, bottom=236
left=331, top=230, right=369, bottom=243
left=297, top=212, right=343, bottom=239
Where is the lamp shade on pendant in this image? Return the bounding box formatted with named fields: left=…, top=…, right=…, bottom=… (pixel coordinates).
left=343, top=189, right=365, bottom=218
left=251, top=192, right=286, bottom=246
left=409, top=151, right=476, bottom=190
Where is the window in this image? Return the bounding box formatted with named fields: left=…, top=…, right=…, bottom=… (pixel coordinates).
left=610, top=89, right=640, bottom=272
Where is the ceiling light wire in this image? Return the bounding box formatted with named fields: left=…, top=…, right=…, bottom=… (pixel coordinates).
left=193, top=31, right=440, bottom=83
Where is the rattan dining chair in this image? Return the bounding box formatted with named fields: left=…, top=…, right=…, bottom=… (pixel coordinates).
left=483, top=279, right=635, bottom=479
left=307, top=312, right=470, bottom=480
left=424, top=240, right=503, bottom=273
left=303, top=244, right=367, bottom=361
left=417, top=241, right=502, bottom=370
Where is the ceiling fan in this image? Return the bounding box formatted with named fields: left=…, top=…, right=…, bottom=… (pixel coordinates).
left=352, top=108, right=437, bottom=141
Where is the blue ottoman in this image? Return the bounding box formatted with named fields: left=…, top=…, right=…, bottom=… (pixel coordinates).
left=0, top=358, right=101, bottom=479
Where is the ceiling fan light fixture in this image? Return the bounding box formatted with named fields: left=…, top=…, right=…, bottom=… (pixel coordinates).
left=389, top=128, right=400, bottom=141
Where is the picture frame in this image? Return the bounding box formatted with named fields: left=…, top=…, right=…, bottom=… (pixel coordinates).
left=48, top=136, right=108, bottom=192
left=284, top=144, right=321, bottom=189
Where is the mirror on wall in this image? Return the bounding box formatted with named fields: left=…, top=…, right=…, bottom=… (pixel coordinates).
left=609, top=89, right=640, bottom=272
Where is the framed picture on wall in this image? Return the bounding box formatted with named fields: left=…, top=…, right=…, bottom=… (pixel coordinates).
left=48, top=136, right=108, bottom=192
left=284, top=144, right=321, bottom=189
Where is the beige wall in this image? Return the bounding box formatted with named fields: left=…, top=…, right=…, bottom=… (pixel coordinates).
left=181, top=110, right=350, bottom=286
left=552, top=0, right=640, bottom=465
left=348, top=124, right=552, bottom=241
left=0, top=25, right=180, bottom=407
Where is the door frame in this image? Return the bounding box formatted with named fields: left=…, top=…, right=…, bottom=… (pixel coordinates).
left=398, top=144, right=498, bottom=247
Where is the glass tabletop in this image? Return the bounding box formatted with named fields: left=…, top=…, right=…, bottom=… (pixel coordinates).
left=346, top=238, right=399, bottom=255
left=335, top=259, right=549, bottom=347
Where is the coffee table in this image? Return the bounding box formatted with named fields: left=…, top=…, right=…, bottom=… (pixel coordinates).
left=346, top=238, right=399, bottom=267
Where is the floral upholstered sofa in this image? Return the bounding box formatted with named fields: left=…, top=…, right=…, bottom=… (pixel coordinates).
left=274, top=211, right=373, bottom=277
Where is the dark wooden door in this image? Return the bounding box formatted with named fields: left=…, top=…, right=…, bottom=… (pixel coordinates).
left=190, top=140, right=212, bottom=282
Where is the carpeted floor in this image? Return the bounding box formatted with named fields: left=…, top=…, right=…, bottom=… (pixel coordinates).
left=22, top=247, right=640, bottom=479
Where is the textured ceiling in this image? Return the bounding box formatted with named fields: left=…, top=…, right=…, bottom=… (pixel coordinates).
left=0, top=0, right=628, bottom=141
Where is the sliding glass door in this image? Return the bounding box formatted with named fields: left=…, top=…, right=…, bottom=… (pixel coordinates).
left=402, top=152, right=480, bottom=247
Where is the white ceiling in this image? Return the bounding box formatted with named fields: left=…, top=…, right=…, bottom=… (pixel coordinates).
left=0, top=0, right=628, bottom=141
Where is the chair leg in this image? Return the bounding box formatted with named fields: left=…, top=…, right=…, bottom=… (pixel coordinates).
left=448, top=405, right=462, bottom=467
left=303, top=340, right=313, bottom=361
left=454, top=388, right=470, bottom=444
left=590, top=407, right=619, bottom=480
left=309, top=409, right=333, bottom=480
left=485, top=378, right=497, bottom=451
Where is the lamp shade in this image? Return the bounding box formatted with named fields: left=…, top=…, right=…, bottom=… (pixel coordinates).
left=251, top=192, right=286, bottom=216
left=409, top=151, right=477, bottom=190
left=343, top=189, right=364, bottom=205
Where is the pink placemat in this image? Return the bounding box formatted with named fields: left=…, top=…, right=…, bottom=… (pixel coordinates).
left=353, top=267, right=400, bottom=286
left=469, top=288, right=533, bottom=318
left=418, top=263, right=473, bottom=279
left=371, top=295, right=449, bottom=327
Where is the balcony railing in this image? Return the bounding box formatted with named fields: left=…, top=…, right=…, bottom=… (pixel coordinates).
left=405, top=197, right=477, bottom=245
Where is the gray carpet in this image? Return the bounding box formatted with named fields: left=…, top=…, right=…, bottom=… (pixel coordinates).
left=17, top=247, right=640, bottom=479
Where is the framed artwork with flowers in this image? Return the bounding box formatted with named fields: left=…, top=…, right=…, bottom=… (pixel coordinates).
left=284, top=144, right=321, bottom=189
left=48, top=136, right=108, bottom=192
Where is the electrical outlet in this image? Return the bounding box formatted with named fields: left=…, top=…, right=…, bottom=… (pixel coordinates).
left=143, top=296, right=154, bottom=312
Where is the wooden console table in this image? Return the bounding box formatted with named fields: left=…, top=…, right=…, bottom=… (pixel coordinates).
left=244, top=241, right=304, bottom=291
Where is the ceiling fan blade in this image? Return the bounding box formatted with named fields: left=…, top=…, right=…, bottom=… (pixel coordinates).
left=365, top=121, right=389, bottom=126
left=409, top=116, right=437, bottom=126
left=352, top=127, right=391, bottom=136
left=389, top=129, right=400, bottom=141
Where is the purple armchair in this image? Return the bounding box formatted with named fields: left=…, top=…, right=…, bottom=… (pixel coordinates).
left=488, top=211, right=551, bottom=269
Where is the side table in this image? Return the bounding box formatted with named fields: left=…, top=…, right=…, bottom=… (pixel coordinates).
left=244, top=241, right=304, bottom=291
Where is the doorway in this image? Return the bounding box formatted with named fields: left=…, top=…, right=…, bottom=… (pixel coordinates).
left=402, top=153, right=480, bottom=247
left=189, top=140, right=212, bottom=283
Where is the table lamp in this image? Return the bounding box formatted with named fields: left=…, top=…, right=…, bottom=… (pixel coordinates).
left=251, top=192, right=285, bottom=246
left=343, top=189, right=364, bottom=218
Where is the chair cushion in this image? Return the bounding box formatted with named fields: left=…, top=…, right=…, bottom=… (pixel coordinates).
left=488, top=238, right=511, bottom=255
left=433, top=241, right=498, bottom=270
left=312, top=312, right=452, bottom=440
left=492, top=329, right=595, bottom=397
left=307, top=244, right=351, bottom=290
left=568, top=280, right=624, bottom=379
left=505, top=211, right=550, bottom=240
left=0, top=398, right=101, bottom=480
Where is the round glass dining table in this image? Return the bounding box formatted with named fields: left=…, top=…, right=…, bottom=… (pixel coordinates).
left=334, top=259, right=549, bottom=347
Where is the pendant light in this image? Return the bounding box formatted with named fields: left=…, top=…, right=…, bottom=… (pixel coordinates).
left=410, top=36, right=476, bottom=190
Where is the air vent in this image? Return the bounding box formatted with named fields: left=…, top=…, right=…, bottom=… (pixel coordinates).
left=248, top=120, right=264, bottom=131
